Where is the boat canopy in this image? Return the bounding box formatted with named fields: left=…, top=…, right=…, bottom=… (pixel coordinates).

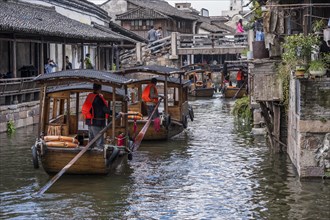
left=127, top=76, right=191, bottom=87
left=46, top=83, right=126, bottom=96
left=34, top=69, right=132, bottom=87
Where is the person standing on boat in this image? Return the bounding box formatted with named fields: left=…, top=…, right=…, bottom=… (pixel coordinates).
left=236, top=68, right=244, bottom=88
left=82, top=84, right=121, bottom=150
left=142, top=78, right=163, bottom=131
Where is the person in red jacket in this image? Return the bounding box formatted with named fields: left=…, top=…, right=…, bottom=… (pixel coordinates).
left=236, top=68, right=244, bottom=88
left=82, top=84, right=122, bottom=150
left=142, top=78, right=163, bottom=131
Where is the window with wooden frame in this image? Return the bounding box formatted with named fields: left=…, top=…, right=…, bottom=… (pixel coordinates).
left=131, top=20, right=143, bottom=30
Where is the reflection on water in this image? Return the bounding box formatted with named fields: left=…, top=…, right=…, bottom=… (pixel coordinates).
left=1, top=95, right=329, bottom=219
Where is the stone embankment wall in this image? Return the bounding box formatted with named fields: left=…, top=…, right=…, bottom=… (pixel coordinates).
left=0, top=101, right=39, bottom=133
left=288, top=78, right=330, bottom=178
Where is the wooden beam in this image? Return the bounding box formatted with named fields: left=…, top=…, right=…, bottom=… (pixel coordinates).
left=112, top=87, right=116, bottom=139
left=259, top=101, right=274, bottom=149
left=12, top=39, right=17, bottom=78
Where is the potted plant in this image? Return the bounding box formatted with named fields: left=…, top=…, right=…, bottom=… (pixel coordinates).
left=282, top=33, right=320, bottom=76
left=308, top=59, right=327, bottom=76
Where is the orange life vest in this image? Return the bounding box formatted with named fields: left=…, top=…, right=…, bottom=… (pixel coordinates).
left=82, top=93, right=108, bottom=120
left=236, top=70, right=243, bottom=81
left=142, top=83, right=158, bottom=104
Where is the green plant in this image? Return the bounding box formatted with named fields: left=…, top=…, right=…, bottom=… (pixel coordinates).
left=232, top=96, right=252, bottom=122
left=282, top=34, right=320, bottom=69
left=309, top=59, right=326, bottom=71
left=7, top=120, right=16, bottom=134
left=241, top=48, right=249, bottom=56
left=277, top=63, right=291, bottom=113
left=320, top=117, right=327, bottom=123
left=312, top=19, right=326, bottom=33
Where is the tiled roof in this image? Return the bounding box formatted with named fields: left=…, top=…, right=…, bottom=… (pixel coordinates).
left=108, top=21, right=148, bottom=43
left=92, top=22, right=140, bottom=43
left=200, top=22, right=225, bottom=33
left=0, top=1, right=122, bottom=42
left=123, top=0, right=196, bottom=20
left=49, top=0, right=110, bottom=20
left=192, top=14, right=231, bottom=33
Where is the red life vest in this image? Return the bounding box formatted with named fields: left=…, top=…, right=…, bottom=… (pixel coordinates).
left=82, top=93, right=108, bottom=121
left=117, top=133, right=125, bottom=146
left=236, top=70, right=243, bottom=81
left=142, top=83, right=158, bottom=103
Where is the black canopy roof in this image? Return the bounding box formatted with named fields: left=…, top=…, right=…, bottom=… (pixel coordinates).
left=34, top=69, right=132, bottom=87
left=46, top=83, right=126, bottom=96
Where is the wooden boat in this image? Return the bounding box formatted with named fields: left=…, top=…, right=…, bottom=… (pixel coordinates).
left=181, top=63, right=215, bottom=97
left=31, top=70, right=132, bottom=175
left=115, top=65, right=194, bottom=140
left=220, top=61, right=248, bottom=99
left=185, top=69, right=215, bottom=97
left=222, top=86, right=247, bottom=98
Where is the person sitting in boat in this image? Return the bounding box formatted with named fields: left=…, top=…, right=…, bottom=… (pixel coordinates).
left=82, top=84, right=122, bottom=150
left=142, top=78, right=163, bottom=131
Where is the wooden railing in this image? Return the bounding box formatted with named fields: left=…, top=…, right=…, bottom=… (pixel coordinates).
left=0, top=77, right=39, bottom=96
left=119, top=33, right=248, bottom=66
left=177, top=33, right=248, bottom=49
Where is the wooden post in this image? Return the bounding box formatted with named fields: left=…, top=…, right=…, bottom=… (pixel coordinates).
left=13, top=39, right=17, bottom=78
left=169, top=32, right=178, bottom=59
left=110, top=44, right=114, bottom=71
left=164, top=75, right=168, bottom=115
left=76, top=92, right=80, bottom=133
left=273, top=103, right=281, bottom=152
left=260, top=101, right=274, bottom=149
left=97, top=44, right=101, bottom=70
left=62, top=43, right=66, bottom=71
left=67, top=97, right=70, bottom=135
left=105, top=48, right=110, bottom=71
left=112, top=87, right=116, bottom=139
left=52, top=98, right=58, bottom=119
left=124, top=85, right=128, bottom=137
left=115, top=45, right=119, bottom=70
left=39, top=42, right=44, bottom=75
left=81, top=43, right=84, bottom=69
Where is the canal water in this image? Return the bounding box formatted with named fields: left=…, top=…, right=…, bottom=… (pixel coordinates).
left=1, top=95, right=329, bottom=219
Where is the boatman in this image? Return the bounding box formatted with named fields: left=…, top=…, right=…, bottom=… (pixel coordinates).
left=236, top=68, right=244, bottom=88
left=142, top=78, right=163, bottom=131
left=82, top=84, right=122, bottom=150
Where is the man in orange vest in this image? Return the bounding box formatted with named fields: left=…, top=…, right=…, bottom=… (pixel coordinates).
left=236, top=68, right=244, bottom=88
left=82, top=84, right=121, bottom=150
left=142, top=78, right=163, bottom=119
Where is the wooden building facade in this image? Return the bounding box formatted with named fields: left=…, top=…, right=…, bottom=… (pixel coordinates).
left=101, top=0, right=197, bottom=39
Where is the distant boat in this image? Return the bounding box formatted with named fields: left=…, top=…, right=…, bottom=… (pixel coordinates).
left=181, top=63, right=216, bottom=97
left=32, top=70, right=132, bottom=175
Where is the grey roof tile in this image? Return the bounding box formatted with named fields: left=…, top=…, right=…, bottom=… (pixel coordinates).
left=0, top=1, right=122, bottom=42
left=124, top=0, right=196, bottom=20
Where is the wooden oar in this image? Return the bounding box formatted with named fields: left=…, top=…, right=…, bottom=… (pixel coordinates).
left=131, top=98, right=163, bottom=152
left=36, top=114, right=122, bottom=196
left=232, top=80, right=247, bottom=99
